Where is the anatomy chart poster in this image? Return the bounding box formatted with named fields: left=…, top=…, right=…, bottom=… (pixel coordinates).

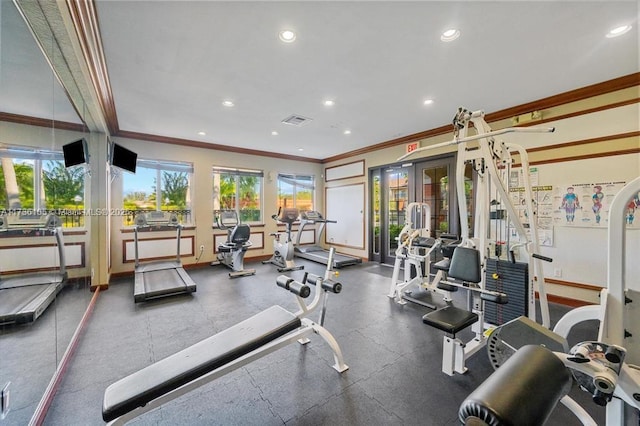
left=509, top=185, right=554, bottom=246
left=553, top=181, right=638, bottom=228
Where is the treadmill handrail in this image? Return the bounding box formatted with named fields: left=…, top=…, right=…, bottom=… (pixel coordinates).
left=0, top=222, right=66, bottom=276
left=134, top=223, right=183, bottom=268
left=296, top=211, right=336, bottom=247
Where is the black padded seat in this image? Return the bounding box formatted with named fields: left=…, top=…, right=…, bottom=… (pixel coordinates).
left=103, top=305, right=301, bottom=422
left=441, top=240, right=461, bottom=259
left=448, top=247, right=481, bottom=283
left=413, top=237, right=436, bottom=248
left=432, top=258, right=451, bottom=272
left=230, top=224, right=250, bottom=245
left=423, top=305, right=478, bottom=336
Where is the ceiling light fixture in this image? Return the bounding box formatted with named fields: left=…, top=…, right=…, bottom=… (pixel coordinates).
left=298, top=148, right=304, bottom=152
left=606, top=25, right=632, bottom=38
left=222, top=100, right=234, bottom=107
left=423, top=99, right=434, bottom=105
left=344, top=130, right=351, bottom=135
left=279, top=29, right=296, bottom=43
left=271, top=131, right=278, bottom=136
left=440, top=29, right=460, bottom=42
left=324, top=99, right=335, bottom=106
left=197, top=131, right=206, bottom=136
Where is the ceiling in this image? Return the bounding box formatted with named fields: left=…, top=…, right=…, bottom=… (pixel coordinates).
left=2, top=1, right=639, bottom=161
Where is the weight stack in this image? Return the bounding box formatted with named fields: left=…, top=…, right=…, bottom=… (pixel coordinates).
left=484, top=259, right=528, bottom=325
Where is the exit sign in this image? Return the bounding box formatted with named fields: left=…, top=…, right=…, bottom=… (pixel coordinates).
left=406, top=142, right=419, bottom=154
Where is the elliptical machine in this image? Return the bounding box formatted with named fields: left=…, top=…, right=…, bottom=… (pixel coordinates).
left=212, top=210, right=256, bottom=278
left=262, top=207, right=304, bottom=272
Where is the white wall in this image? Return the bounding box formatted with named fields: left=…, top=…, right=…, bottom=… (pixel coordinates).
left=108, top=136, right=324, bottom=273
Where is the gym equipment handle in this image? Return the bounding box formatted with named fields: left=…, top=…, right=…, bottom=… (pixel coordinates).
left=304, top=274, right=342, bottom=294
left=276, top=275, right=310, bottom=298
left=532, top=253, right=553, bottom=263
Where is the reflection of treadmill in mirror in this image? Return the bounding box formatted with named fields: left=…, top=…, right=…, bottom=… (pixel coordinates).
left=294, top=211, right=362, bottom=268
left=0, top=213, right=67, bottom=325
left=133, top=212, right=196, bottom=303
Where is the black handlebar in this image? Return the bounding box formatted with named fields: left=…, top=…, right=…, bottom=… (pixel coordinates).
left=532, top=253, right=553, bottom=263
left=276, top=275, right=310, bottom=298
left=304, top=273, right=342, bottom=294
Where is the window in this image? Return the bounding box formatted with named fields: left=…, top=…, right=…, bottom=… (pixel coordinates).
left=277, top=173, right=314, bottom=211
left=122, top=159, right=193, bottom=225
left=0, top=146, right=86, bottom=227
left=212, top=166, right=263, bottom=223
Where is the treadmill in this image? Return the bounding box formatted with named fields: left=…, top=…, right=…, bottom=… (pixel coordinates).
left=0, top=213, right=67, bottom=325
left=294, top=210, right=362, bottom=268
left=133, top=212, right=196, bottom=303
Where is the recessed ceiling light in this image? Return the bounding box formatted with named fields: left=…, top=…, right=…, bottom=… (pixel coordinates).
left=197, top=131, right=206, bottom=136
left=344, top=130, right=351, bottom=135
left=222, top=100, right=234, bottom=107
left=606, top=25, right=632, bottom=38
left=279, top=29, right=296, bottom=43
left=324, top=99, right=335, bottom=107
left=298, top=148, right=304, bottom=152
left=271, top=131, right=278, bottom=136
left=440, top=29, right=460, bottom=42
left=423, top=99, right=434, bottom=105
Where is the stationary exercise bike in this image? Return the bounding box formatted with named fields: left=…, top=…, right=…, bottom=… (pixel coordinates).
left=262, top=207, right=303, bottom=272
left=212, top=210, right=256, bottom=278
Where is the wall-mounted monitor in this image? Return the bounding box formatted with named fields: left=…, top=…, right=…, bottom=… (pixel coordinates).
left=62, top=138, right=89, bottom=168
left=109, top=142, right=137, bottom=174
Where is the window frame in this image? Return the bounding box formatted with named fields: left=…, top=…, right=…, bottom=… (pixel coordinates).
left=277, top=173, right=315, bottom=211
left=121, top=158, right=194, bottom=225
left=0, top=146, right=87, bottom=228
left=212, top=166, right=264, bottom=225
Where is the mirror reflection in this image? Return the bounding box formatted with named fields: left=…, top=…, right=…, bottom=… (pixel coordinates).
left=0, top=1, right=92, bottom=423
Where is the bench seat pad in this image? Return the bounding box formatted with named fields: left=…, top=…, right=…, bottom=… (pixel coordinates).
left=422, top=305, right=478, bottom=335
left=103, top=305, right=300, bottom=422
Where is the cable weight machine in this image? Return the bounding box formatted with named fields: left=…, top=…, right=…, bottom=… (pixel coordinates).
left=400, top=107, right=555, bottom=374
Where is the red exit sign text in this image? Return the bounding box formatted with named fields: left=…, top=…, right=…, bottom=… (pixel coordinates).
left=406, top=142, right=419, bottom=154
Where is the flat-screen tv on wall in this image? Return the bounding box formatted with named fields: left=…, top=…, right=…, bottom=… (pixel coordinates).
left=62, top=138, right=89, bottom=168
left=110, top=142, right=137, bottom=174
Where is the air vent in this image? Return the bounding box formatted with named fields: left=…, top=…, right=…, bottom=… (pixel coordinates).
left=281, top=114, right=313, bottom=127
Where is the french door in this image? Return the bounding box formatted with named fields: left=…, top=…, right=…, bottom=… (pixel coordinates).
left=370, top=155, right=471, bottom=265
left=369, top=165, right=412, bottom=264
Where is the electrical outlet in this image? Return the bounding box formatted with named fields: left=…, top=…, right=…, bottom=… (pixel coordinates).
left=554, top=268, right=562, bottom=278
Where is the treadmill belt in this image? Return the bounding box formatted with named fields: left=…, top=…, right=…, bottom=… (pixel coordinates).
left=144, top=269, right=187, bottom=293
left=135, top=266, right=197, bottom=303
left=0, top=283, right=60, bottom=325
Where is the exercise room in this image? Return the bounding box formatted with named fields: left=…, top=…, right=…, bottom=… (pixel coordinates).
left=1, top=1, right=639, bottom=425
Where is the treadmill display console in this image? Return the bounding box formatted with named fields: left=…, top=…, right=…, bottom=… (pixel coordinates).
left=302, top=211, right=323, bottom=221
left=5, top=213, right=52, bottom=229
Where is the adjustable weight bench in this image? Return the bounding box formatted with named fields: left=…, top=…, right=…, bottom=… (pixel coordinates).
left=103, top=252, right=348, bottom=425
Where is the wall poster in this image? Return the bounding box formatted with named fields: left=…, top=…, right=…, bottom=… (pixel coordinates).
left=553, top=181, right=638, bottom=228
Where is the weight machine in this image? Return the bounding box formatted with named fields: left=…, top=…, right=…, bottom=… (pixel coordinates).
left=460, top=177, right=640, bottom=425
left=387, top=202, right=458, bottom=309
left=400, top=107, right=555, bottom=375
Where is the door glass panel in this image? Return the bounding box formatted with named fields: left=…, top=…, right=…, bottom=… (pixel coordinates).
left=421, top=165, right=449, bottom=237
left=464, top=163, right=475, bottom=236
left=372, top=173, right=381, bottom=256
left=386, top=169, right=408, bottom=255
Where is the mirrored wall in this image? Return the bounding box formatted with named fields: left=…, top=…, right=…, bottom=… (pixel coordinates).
left=0, top=1, right=93, bottom=423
